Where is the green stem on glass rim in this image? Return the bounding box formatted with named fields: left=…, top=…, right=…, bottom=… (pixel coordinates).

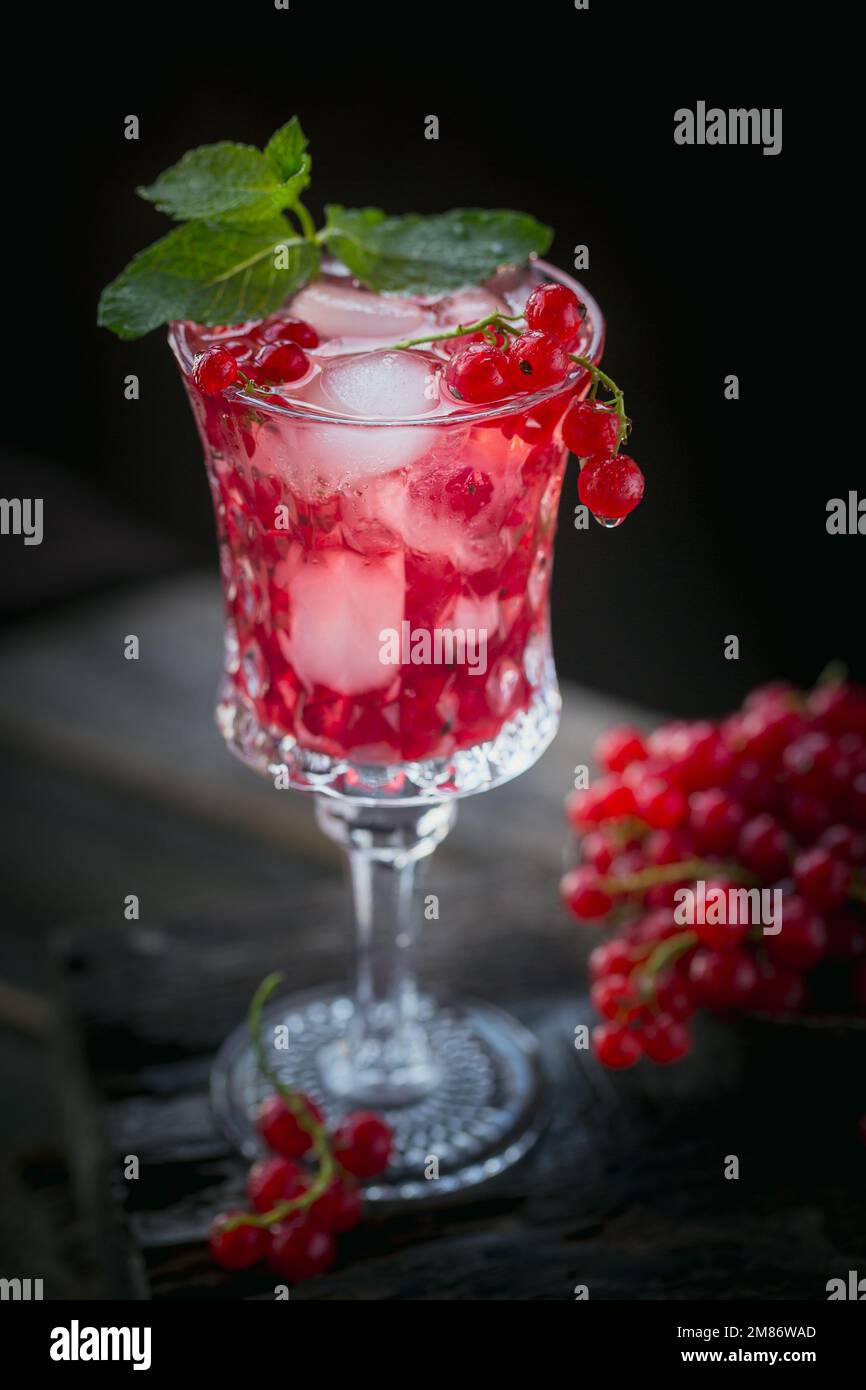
left=387, top=309, right=632, bottom=447
left=223, top=974, right=338, bottom=1233
left=388, top=311, right=523, bottom=352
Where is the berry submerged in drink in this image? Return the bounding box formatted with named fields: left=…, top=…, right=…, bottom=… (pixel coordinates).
left=171, top=264, right=595, bottom=769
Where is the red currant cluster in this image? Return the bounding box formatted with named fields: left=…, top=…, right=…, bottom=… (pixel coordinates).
left=443, top=283, right=644, bottom=522
left=444, top=283, right=582, bottom=402
left=209, top=1093, right=393, bottom=1281
left=560, top=678, right=866, bottom=1069
left=193, top=314, right=319, bottom=394
left=208, top=975, right=392, bottom=1282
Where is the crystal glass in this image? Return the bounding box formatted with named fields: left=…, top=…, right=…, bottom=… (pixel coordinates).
left=170, top=263, right=603, bottom=1199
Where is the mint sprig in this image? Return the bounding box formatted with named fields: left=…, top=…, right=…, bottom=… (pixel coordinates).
left=323, top=205, right=552, bottom=295
left=98, top=118, right=553, bottom=340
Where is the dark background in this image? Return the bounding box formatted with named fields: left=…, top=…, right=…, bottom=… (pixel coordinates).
left=1, top=5, right=862, bottom=1306
left=7, top=11, right=858, bottom=716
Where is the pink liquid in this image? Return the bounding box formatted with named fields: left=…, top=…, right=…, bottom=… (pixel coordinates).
left=172, top=270, right=591, bottom=767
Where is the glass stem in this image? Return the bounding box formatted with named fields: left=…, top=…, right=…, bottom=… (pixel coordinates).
left=314, top=797, right=457, bottom=1107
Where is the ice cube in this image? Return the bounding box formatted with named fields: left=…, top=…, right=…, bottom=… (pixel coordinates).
left=289, top=282, right=428, bottom=341
left=435, top=288, right=509, bottom=329
left=251, top=358, right=441, bottom=493
left=319, top=351, right=439, bottom=420
left=285, top=351, right=439, bottom=486
left=452, top=592, right=500, bottom=650
left=283, top=547, right=405, bottom=695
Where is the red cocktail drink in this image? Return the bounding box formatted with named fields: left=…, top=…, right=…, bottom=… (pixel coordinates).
left=171, top=263, right=601, bottom=793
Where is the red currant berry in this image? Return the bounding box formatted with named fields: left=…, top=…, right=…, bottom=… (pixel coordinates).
left=688, top=789, right=747, bottom=855
left=580, top=831, right=617, bottom=875
left=254, top=341, right=309, bottom=384
left=588, top=938, right=638, bottom=980
left=332, top=1112, right=394, bottom=1179
left=655, top=973, right=697, bottom=1019
left=633, top=776, right=688, bottom=830
left=632, top=908, right=681, bottom=944
left=693, top=881, right=750, bottom=951
left=765, top=896, right=827, bottom=971
left=743, top=681, right=798, bottom=713
left=729, top=759, right=779, bottom=814
left=259, top=316, right=319, bottom=349
left=578, top=454, right=645, bottom=520
left=194, top=346, right=239, bottom=394
left=807, top=681, right=866, bottom=736
left=444, top=343, right=516, bottom=403
left=819, top=824, right=866, bottom=867
left=793, top=846, right=851, bottom=911
left=308, top=1177, right=363, bottom=1233
left=594, top=723, right=648, bottom=775
left=509, top=331, right=570, bottom=389
left=592, top=1022, right=642, bottom=1069
left=268, top=1214, right=336, bottom=1282
left=638, top=1013, right=692, bottom=1063
left=782, top=789, right=833, bottom=840
left=849, top=772, right=866, bottom=826
left=218, top=337, right=255, bottom=362
left=247, top=1156, right=305, bottom=1213
left=209, top=1211, right=269, bottom=1271
left=738, top=706, right=806, bottom=767
left=644, top=827, right=695, bottom=865
left=444, top=466, right=493, bottom=518
left=591, top=973, right=642, bottom=1021
left=688, top=948, right=759, bottom=1010
left=644, top=880, right=688, bottom=910
left=256, top=1093, right=324, bottom=1159
left=563, top=399, right=620, bottom=461
left=524, top=282, right=585, bottom=347
left=590, top=774, right=638, bottom=819
left=560, top=866, right=614, bottom=921
left=737, top=814, right=791, bottom=880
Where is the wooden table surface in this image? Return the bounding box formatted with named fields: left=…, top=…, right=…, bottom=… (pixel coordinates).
left=0, top=574, right=863, bottom=1300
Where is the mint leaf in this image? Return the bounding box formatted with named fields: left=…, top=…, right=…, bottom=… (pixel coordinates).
left=264, top=116, right=310, bottom=187
left=97, top=218, right=319, bottom=340
left=137, top=142, right=284, bottom=223
left=323, top=206, right=553, bottom=294
left=137, top=122, right=311, bottom=224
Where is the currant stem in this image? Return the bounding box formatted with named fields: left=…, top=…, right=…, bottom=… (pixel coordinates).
left=388, top=311, right=523, bottom=352
left=641, top=930, right=698, bottom=980
left=570, top=355, right=629, bottom=447
left=224, top=973, right=338, bottom=1233
left=596, top=858, right=761, bottom=895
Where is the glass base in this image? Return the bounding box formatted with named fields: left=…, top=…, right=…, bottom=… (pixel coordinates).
left=217, top=657, right=560, bottom=805
left=211, top=988, right=545, bottom=1202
